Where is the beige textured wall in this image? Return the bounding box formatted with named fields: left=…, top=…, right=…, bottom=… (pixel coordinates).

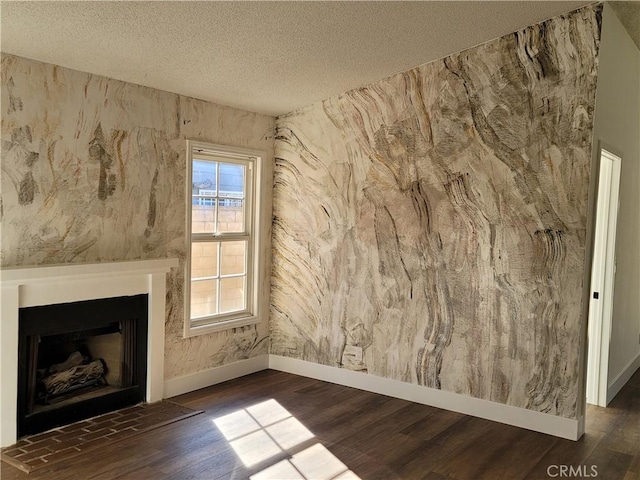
left=0, top=54, right=275, bottom=380
left=271, top=5, right=602, bottom=419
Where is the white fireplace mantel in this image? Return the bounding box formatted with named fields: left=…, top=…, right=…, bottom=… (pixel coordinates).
left=0, top=258, right=179, bottom=447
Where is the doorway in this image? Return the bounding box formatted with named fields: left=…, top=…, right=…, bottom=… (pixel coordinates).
left=586, top=146, right=622, bottom=407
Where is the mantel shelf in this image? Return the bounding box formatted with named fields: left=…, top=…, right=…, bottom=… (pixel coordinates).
left=1, top=259, right=179, bottom=284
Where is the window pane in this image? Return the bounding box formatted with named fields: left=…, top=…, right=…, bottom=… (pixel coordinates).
left=191, top=242, right=218, bottom=279
left=219, top=163, right=244, bottom=198
left=218, top=200, right=244, bottom=233
left=221, top=241, right=246, bottom=275
left=218, top=162, right=245, bottom=233
left=191, top=279, right=218, bottom=318
left=220, top=277, right=245, bottom=313
left=192, top=199, right=216, bottom=234
left=192, top=160, right=217, bottom=233
left=193, top=160, right=217, bottom=191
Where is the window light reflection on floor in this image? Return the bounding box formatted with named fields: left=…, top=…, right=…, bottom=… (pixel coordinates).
left=331, top=471, right=361, bottom=480
left=246, top=399, right=291, bottom=426
left=265, top=416, right=313, bottom=450
left=213, top=399, right=361, bottom=479
left=214, top=409, right=261, bottom=441
left=290, top=443, right=356, bottom=480
left=251, top=459, right=305, bottom=480
left=230, top=429, right=282, bottom=467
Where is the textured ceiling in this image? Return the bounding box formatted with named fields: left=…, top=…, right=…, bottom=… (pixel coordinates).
left=1, top=1, right=592, bottom=116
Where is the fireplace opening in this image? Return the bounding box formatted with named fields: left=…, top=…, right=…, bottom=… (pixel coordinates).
left=18, top=294, right=148, bottom=438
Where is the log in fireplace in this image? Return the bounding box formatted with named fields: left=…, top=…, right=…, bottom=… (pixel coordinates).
left=17, top=294, right=148, bottom=437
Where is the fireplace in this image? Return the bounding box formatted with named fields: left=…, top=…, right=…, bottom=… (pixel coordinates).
left=0, top=259, right=178, bottom=447
left=17, top=295, right=148, bottom=437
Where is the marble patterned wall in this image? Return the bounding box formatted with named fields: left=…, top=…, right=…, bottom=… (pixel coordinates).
left=271, top=5, right=602, bottom=418
left=1, top=54, right=274, bottom=379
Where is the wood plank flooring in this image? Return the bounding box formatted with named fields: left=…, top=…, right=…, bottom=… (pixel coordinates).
left=2, top=368, right=638, bottom=480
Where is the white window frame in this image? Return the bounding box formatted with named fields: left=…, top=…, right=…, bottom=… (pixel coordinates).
left=185, top=140, right=264, bottom=337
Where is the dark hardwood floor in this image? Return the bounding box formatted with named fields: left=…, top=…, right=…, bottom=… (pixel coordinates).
left=2, top=368, right=638, bottom=479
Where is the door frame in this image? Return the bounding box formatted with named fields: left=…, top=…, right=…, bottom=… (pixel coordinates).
left=586, top=144, right=622, bottom=407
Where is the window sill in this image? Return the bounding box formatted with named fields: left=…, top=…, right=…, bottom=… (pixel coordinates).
left=184, top=314, right=262, bottom=337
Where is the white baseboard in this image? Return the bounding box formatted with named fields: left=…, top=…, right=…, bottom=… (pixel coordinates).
left=268, top=355, right=582, bottom=441
left=577, top=415, right=585, bottom=439
left=161, top=353, right=583, bottom=440
left=163, top=355, right=269, bottom=398
left=607, top=352, right=640, bottom=404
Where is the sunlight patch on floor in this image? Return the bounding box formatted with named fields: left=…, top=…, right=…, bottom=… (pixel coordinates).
left=229, top=429, right=283, bottom=467
left=247, top=399, right=292, bottom=426
left=213, top=399, right=361, bottom=479
left=290, top=443, right=355, bottom=480
left=265, top=416, right=314, bottom=450
left=214, top=409, right=261, bottom=441
left=250, top=459, right=304, bottom=480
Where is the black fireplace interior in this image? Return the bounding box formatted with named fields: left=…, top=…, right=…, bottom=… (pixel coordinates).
left=18, top=294, right=148, bottom=437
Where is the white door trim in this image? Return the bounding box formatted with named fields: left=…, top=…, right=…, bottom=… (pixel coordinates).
left=586, top=146, right=622, bottom=407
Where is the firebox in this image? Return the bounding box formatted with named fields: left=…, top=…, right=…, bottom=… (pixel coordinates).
left=17, top=294, right=148, bottom=437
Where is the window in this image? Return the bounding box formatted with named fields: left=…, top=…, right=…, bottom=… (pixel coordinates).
left=185, top=141, right=263, bottom=335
